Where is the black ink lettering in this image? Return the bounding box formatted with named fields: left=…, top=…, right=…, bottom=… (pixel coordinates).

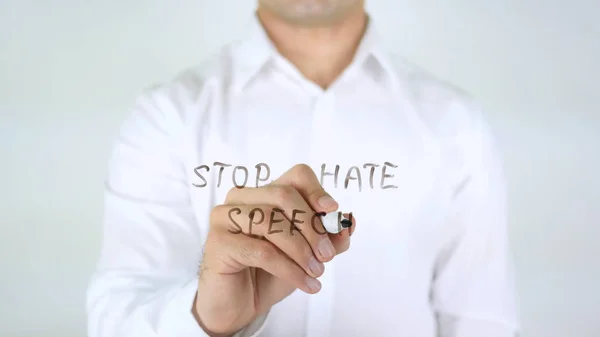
left=311, top=211, right=327, bottom=235
left=320, top=164, right=339, bottom=188
left=255, top=163, right=271, bottom=187
left=344, top=166, right=362, bottom=191
left=192, top=165, right=209, bottom=187
left=227, top=207, right=242, bottom=234
left=248, top=208, right=265, bottom=236
left=363, top=163, right=379, bottom=189
left=381, top=162, right=398, bottom=189
left=213, top=162, right=231, bottom=187
left=232, top=166, right=249, bottom=189
left=268, top=208, right=284, bottom=235
left=290, top=209, right=305, bottom=236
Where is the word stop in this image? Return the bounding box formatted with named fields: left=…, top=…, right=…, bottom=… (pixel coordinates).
left=192, top=162, right=398, bottom=191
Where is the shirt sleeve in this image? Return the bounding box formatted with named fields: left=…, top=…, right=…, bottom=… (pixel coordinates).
left=86, top=88, right=269, bottom=337
left=431, top=105, right=520, bottom=337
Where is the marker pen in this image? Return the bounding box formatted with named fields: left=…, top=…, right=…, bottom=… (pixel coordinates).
left=320, top=211, right=353, bottom=234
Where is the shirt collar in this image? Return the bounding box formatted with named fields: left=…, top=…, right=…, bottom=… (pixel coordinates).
left=230, top=13, right=395, bottom=93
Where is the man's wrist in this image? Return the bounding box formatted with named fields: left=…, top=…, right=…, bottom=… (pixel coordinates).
left=191, top=292, right=241, bottom=337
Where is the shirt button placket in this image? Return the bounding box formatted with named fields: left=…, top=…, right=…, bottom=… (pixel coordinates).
left=309, top=93, right=336, bottom=157
left=306, top=92, right=336, bottom=337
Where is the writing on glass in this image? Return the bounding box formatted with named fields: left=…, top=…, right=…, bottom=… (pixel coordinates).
left=192, top=162, right=399, bottom=191
left=227, top=208, right=352, bottom=236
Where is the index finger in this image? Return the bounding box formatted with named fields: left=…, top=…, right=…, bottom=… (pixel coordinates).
left=272, top=164, right=338, bottom=213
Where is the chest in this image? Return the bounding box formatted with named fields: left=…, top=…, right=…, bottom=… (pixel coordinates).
left=189, top=92, right=452, bottom=258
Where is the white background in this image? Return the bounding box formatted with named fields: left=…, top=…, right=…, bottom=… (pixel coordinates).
left=1, top=1, right=599, bottom=336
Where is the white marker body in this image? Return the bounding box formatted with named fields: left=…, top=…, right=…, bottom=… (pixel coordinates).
left=320, top=211, right=344, bottom=234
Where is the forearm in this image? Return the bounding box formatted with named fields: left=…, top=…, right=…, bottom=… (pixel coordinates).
left=87, top=271, right=270, bottom=337
left=87, top=271, right=203, bottom=337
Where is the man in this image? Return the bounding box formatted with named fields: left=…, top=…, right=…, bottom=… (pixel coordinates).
left=87, top=1, right=519, bottom=336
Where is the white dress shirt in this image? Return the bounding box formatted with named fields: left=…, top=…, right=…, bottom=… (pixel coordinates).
left=87, top=14, right=519, bottom=337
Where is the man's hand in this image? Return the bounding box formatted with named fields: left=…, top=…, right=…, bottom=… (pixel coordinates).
left=194, top=164, right=355, bottom=336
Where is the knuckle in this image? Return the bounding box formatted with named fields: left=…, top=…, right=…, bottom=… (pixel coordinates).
left=224, top=186, right=240, bottom=202
left=254, top=241, right=276, bottom=261
left=209, top=205, right=226, bottom=226
left=272, top=185, right=296, bottom=203
left=292, top=163, right=313, bottom=178
left=204, top=230, right=222, bottom=253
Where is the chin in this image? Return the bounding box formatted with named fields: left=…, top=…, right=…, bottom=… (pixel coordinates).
left=285, top=3, right=350, bottom=24
left=260, top=0, right=359, bottom=25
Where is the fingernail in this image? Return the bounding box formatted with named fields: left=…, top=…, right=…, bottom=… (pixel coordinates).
left=306, top=277, right=321, bottom=292
left=308, top=256, right=324, bottom=275
left=318, top=195, right=338, bottom=209
left=318, top=238, right=336, bottom=259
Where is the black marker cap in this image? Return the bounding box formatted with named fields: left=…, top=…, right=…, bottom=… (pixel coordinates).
left=340, top=218, right=352, bottom=228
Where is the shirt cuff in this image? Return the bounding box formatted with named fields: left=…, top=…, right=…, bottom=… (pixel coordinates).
left=157, top=277, right=269, bottom=337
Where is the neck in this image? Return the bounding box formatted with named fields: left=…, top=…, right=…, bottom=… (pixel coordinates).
left=256, top=6, right=368, bottom=89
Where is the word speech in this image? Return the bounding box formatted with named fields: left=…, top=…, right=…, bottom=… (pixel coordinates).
left=192, top=162, right=398, bottom=191
left=227, top=207, right=353, bottom=236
